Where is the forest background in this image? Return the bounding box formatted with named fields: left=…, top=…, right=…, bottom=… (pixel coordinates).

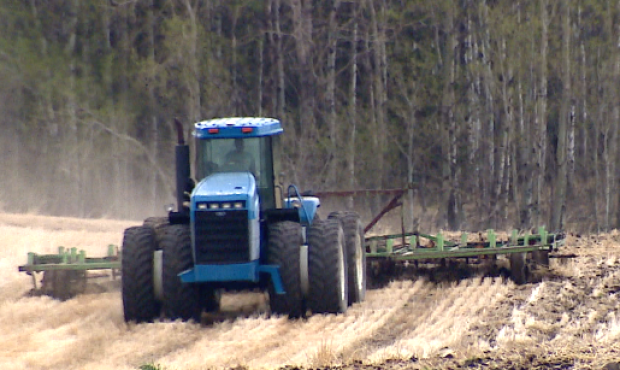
left=0, top=0, right=618, bottom=233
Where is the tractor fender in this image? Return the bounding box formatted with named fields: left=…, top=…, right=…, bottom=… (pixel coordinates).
left=284, top=196, right=320, bottom=226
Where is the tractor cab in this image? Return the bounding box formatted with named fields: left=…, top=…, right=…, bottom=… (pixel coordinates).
left=193, top=117, right=283, bottom=212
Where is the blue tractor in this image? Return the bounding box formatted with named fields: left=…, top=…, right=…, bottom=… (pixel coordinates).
left=121, top=117, right=366, bottom=322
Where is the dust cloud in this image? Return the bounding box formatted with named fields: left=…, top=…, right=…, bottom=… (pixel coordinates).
left=1, top=212, right=620, bottom=370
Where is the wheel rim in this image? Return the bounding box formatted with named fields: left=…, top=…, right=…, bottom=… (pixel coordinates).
left=339, top=230, right=346, bottom=303
left=355, top=231, right=363, bottom=293
left=153, top=250, right=163, bottom=302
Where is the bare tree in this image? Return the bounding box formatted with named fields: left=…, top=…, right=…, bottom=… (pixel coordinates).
left=551, top=0, right=571, bottom=231
left=534, top=0, right=549, bottom=227
left=347, top=3, right=359, bottom=209
left=326, top=0, right=341, bottom=188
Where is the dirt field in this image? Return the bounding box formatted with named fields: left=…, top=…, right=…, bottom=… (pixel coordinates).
left=1, top=212, right=619, bottom=370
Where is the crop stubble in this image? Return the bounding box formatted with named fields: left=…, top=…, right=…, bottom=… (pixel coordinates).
left=0, top=213, right=619, bottom=369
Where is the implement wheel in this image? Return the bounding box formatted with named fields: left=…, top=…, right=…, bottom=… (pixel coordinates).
left=509, top=252, right=529, bottom=285
left=267, top=221, right=304, bottom=318
left=161, top=224, right=202, bottom=322
left=122, top=226, right=160, bottom=323
left=532, top=250, right=550, bottom=268
left=308, top=218, right=348, bottom=314
left=41, top=270, right=86, bottom=301
left=328, top=212, right=366, bottom=305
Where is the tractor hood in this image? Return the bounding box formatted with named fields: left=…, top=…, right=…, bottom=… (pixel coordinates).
left=190, top=172, right=259, bottom=220
left=192, top=172, right=256, bottom=201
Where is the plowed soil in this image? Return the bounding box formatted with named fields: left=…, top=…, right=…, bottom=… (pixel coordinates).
left=1, top=212, right=619, bottom=370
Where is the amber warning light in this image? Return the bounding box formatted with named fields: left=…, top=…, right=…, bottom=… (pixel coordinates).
left=241, top=127, right=254, bottom=133
left=208, top=128, right=219, bottom=134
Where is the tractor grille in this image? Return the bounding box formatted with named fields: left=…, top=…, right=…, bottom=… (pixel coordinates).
left=193, top=210, right=250, bottom=264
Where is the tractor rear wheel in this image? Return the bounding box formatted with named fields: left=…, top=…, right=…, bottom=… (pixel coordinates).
left=308, top=218, right=348, bottom=314
left=267, top=221, right=304, bottom=318
left=509, top=252, right=529, bottom=284
left=143, top=217, right=170, bottom=244
left=122, top=226, right=160, bottom=323
left=161, top=224, right=202, bottom=322
left=328, top=212, right=366, bottom=305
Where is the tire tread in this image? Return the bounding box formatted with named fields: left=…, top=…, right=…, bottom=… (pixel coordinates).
left=122, top=226, right=159, bottom=323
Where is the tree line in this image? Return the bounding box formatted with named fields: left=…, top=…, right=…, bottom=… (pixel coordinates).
left=0, top=0, right=618, bottom=233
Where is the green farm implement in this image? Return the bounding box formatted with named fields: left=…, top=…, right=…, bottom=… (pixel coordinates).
left=366, top=228, right=564, bottom=260
left=18, top=245, right=120, bottom=300
left=317, top=189, right=567, bottom=285
left=365, top=227, right=565, bottom=284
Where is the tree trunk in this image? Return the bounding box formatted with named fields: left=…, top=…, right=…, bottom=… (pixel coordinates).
left=535, top=0, right=549, bottom=227
left=368, top=0, right=387, bottom=199
left=291, top=0, right=315, bottom=140
left=66, top=0, right=80, bottom=216
left=148, top=0, right=159, bottom=215
left=326, top=0, right=341, bottom=188
left=347, top=4, right=358, bottom=210
left=275, top=0, right=285, bottom=120
left=184, top=0, right=201, bottom=122
left=258, top=36, right=264, bottom=116
left=604, top=3, right=619, bottom=230
left=551, top=0, right=570, bottom=232
left=441, top=3, right=459, bottom=230
left=231, top=5, right=239, bottom=115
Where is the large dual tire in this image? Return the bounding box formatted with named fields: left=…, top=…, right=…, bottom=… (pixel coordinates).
left=160, top=224, right=202, bottom=322
left=143, top=217, right=170, bottom=244
left=307, top=218, right=348, bottom=314
left=267, top=221, right=304, bottom=318
left=328, top=211, right=366, bottom=305
left=122, top=226, right=160, bottom=323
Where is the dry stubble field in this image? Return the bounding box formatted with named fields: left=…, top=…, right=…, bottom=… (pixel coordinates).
left=1, top=212, right=620, bottom=370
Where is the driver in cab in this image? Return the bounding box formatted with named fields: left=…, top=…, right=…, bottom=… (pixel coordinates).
left=223, top=138, right=256, bottom=175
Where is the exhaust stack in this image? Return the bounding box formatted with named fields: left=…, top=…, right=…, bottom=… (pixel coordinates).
left=173, top=118, right=190, bottom=213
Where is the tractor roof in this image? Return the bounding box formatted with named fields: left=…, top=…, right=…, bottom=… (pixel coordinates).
left=194, top=117, right=283, bottom=139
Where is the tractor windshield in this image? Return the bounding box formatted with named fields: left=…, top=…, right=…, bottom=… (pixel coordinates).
left=195, top=137, right=276, bottom=209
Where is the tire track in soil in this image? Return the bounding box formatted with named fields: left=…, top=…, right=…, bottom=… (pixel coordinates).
left=247, top=280, right=425, bottom=368
left=155, top=315, right=296, bottom=369
left=359, top=277, right=514, bottom=361
left=365, top=278, right=474, bottom=361
left=394, top=277, right=511, bottom=357
left=341, top=279, right=445, bottom=359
